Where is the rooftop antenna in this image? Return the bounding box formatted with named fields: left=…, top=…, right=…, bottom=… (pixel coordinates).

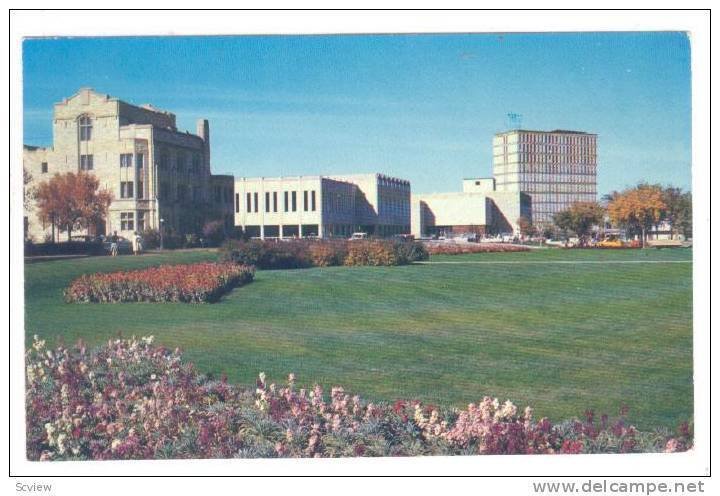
left=506, top=112, right=523, bottom=130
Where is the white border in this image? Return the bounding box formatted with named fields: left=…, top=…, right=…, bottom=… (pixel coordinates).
left=6, top=8, right=711, bottom=485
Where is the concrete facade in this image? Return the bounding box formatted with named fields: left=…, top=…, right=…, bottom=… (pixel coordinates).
left=23, top=88, right=234, bottom=241
left=411, top=187, right=530, bottom=238
left=493, top=129, right=598, bottom=226
left=234, top=173, right=410, bottom=239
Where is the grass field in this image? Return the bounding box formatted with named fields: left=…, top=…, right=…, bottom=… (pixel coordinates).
left=24, top=247, right=693, bottom=430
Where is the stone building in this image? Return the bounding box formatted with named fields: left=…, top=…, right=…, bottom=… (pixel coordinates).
left=23, top=88, right=234, bottom=242
left=234, top=173, right=411, bottom=239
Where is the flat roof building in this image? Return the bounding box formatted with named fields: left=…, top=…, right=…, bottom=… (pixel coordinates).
left=234, top=173, right=410, bottom=239
left=493, top=129, right=598, bottom=227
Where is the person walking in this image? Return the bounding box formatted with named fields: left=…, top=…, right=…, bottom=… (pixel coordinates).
left=134, top=232, right=143, bottom=255
left=110, top=231, right=118, bottom=257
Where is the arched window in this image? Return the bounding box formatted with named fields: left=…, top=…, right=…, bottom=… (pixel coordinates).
left=78, top=115, right=92, bottom=141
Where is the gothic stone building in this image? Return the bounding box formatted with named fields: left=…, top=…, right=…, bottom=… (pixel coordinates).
left=23, top=88, right=234, bottom=242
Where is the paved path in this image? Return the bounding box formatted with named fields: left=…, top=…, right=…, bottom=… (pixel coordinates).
left=416, top=260, right=692, bottom=265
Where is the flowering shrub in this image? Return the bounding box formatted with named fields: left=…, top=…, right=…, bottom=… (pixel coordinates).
left=64, top=262, right=254, bottom=303
left=425, top=243, right=531, bottom=255
left=27, top=337, right=692, bottom=461
left=220, top=239, right=427, bottom=269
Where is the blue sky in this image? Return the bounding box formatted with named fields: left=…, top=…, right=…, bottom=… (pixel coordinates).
left=23, top=33, right=691, bottom=195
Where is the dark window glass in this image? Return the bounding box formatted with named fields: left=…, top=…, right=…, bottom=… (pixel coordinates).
left=79, top=116, right=92, bottom=141
left=246, top=193, right=251, bottom=212
left=80, top=154, right=93, bottom=171
left=284, top=191, right=289, bottom=212
left=311, top=191, right=316, bottom=211
left=235, top=193, right=240, bottom=213
left=303, top=191, right=308, bottom=211
left=273, top=192, right=278, bottom=212
left=291, top=191, right=297, bottom=212
left=254, top=192, right=258, bottom=213
left=137, top=181, right=144, bottom=199
left=41, top=162, right=48, bottom=174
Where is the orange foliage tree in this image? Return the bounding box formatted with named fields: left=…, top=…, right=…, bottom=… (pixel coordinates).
left=35, top=172, right=113, bottom=242
left=607, top=184, right=667, bottom=247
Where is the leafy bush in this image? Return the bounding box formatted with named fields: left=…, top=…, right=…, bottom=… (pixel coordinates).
left=26, top=336, right=693, bottom=461
left=139, top=229, right=160, bottom=250
left=64, top=262, right=254, bottom=303
left=202, top=220, right=227, bottom=247
left=24, top=241, right=105, bottom=257
left=220, top=239, right=427, bottom=269
left=425, top=243, right=530, bottom=255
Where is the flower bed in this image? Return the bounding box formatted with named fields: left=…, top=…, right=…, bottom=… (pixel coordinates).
left=220, top=239, right=428, bottom=269
left=425, top=242, right=531, bottom=255
left=26, top=336, right=692, bottom=460
left=64, top=262, right=255, bottom=303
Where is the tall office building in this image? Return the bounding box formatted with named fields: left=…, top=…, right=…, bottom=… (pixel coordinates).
left=492, top=129, right=598, bottom=227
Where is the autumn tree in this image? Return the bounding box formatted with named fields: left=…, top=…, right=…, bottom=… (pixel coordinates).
left=552, top=202, right=605, bottom=245
left=35, top=172, right=113, bottom=242
left=607, top=183, right=666, bottom=247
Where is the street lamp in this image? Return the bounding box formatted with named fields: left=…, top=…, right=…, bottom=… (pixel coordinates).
left=159, top=218, right=164, bottom=250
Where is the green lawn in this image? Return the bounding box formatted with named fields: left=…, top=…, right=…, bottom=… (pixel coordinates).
left=24, top=247, right=693, bottom=430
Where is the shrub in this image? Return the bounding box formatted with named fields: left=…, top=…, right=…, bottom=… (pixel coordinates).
left=64, top=262, right=255, bottom=303
left=425, top=242, right=531, bottom=255
left=220, top=239, right=424, bottom=269
left=139, top=228, right=160, bottom=250
left=202, top=220, right=227, bottom=247
left=26, top=336, right=693, bottom=461
left=24, top=241, right=105, bottom=257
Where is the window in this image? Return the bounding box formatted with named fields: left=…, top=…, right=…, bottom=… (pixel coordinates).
left=41, top=162, right=48, bottom=174
left=291, top=191, right=297, bottom=212
left=192, top=155, right=201, bottom=173
left=177, top=153, right=185, bottom=173
left=246, top=193, right=252, bottom=212
left=273, top=192, right=278, bottom=212
left=80, top=154, right=93, bottom=171
left=284, top=191, right=289, bottom=212
left=235, top=193, right=240, bottom=213
left=120, top=154, right=133, bottom=168
left=120, top=181, right=134, bottom=198
left=136, top=153, right=144, bottom=169
left=265, top=192, right=270, bottom=212
left=253, top=192, right=258, bottom=213
left=303, top=191, right=309, bottom=211
left=137, top=211, right=146, bottom=232
left=120, top=212, right=134, bottom=231
left=79, top=116, right=92, bottom=141
left=311, top=190, right=316, bottom=211
left=137, top=181, right=144, bottom=199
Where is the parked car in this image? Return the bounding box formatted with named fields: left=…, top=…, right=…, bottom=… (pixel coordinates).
left=597, top=236, right=624, bottom=248
left=349, top=232, right=368, bottom=241
left=102, top=236, right=133, bottom=254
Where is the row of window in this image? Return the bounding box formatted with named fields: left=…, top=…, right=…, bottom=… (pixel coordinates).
left=530, top=194, right=597, bottom=204
left=120, top=153, right=144, bottom=169
left=120, top=181, right=145, bottom=199
left=119, top=211, right=145, bottom=232
left=237, top=190, right=317, bottom=214
left=518, top=133, right=595, bottom=147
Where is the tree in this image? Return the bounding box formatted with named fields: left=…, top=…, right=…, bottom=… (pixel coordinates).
left=35, top=172, right=113, bottom=242
left=661, top=187, right=692, bottom=239
left=516, top=216, right=535, bottom=238
left=23, top=167, right=36, bottom=210
left=552, top=202, right=605, bottom=245
left=607, top=184, right=666, bottom=248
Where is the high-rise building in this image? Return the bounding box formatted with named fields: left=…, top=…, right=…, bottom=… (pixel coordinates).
left=23, top=88, right=235, bottom=241
left=492, top=129, right=598, bottom=226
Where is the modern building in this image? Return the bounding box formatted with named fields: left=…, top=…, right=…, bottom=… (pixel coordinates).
left=234, top=173, right=411, bottom=239
left=411, top=179, right=531, bottom=238
left=23, top=88, right=234, bottom=241
left=493, top=129, right=598, bottom=227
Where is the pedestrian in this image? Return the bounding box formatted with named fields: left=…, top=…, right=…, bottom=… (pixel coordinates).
left=110, top=231, right=118, bottom=257
left=135, top=232, right=143, bottom=255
